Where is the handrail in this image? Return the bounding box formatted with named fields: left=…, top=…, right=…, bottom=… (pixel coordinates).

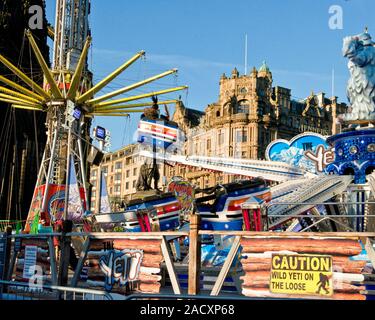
left=267, top=201, right=375, bottom=206
left=268, top=214, right=375, bottom=217
left=0, top=280, right=113, bottom=300
left=8, top=233, right=61, bottom=238
left=7, top=230, right=375, bottom=238
left=68, top=231, right=189, bottom=237
left=7, top=231, right=189, bottom=239
left=123, top=293, right=292, bottom=300
left=198, top=230, right=375, bottom=236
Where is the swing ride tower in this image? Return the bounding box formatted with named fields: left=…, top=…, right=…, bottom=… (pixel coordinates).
left=0, top=0, right=187, bottom=230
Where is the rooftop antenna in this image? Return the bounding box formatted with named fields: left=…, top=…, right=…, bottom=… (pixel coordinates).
left=244, top=34, right=248, bottom=75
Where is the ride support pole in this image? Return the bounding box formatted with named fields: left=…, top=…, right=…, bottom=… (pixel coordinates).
left=58, top=220, right=73, bottom=288
left=188, top=214, right=201, bottom=295
left=3, top=226, right=12, bottom=287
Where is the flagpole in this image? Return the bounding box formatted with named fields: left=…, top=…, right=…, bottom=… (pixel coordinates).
left=245, top=34, right=248, bottom=75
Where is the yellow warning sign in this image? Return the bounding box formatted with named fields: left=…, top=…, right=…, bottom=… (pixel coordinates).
left=270, top=254, right=333, bottom=296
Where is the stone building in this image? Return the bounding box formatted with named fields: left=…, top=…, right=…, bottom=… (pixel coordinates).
left=169, top=62, right=347, bottom=188
left=89, top=62, right=348, bottom=205
left=89, top=144, right=167, bottom=213
left=89, top=144, right=140, bottom=212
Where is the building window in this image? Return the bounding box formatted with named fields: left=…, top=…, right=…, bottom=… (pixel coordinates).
left=235, top=129, right=248, bottom=143
left=91, top=180, right=97, bottom=187
left=115, top=173, right=121, bottom=181
left=126, top=170, right=130, bottom=178
left=114, top=186, right=121, bottom=193
left=216, top=111, right=221, bottom=117
left=234, top=101, right=250, bottom=114
left=132, top=180, right=136, bottom=188
left=126, top=182, right=129, bottom=189
left=207, top=139, right=211, bottom=150
left=110, top=176, right=113, bottom=183
left=91, top=170, right=97, bottom=178
left=102, top=166, right=108, bottom=174
left=115, top=162, right=122, bottom=170
left=111, top=165, right=114, bottom=172
left=218, top=130, right=224, bottom=145
left=133, top=168, right=137, bottom=176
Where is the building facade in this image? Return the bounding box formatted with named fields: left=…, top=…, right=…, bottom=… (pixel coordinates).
left=169, top=63, right=347, bottom=189
left=89, top=62, right=348, bottom=207
left=89, top=144, right=167, bottom=213
left=89, top=144, right=140, bottom=212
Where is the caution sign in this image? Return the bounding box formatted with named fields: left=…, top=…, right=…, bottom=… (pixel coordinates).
left=270, top=254, right=333, bottom=296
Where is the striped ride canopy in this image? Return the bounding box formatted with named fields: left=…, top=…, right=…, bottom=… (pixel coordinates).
left=137, top=118, right=178, bottom=149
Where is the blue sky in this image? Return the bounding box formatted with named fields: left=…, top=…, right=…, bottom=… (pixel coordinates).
left=45, top=0, right=375, bottom=150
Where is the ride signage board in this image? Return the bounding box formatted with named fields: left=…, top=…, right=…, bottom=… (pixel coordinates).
left=99, top=249, right=143, bottom=291
left=270, top=254, right=333, bottom=297
left=167, top=176, right=195, bottom=215
left=265, top=132, right=334, bottom=174
left=23, top=246, right=38, bottom=280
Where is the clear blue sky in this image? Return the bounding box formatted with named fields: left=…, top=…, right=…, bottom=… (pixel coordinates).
left=45, top=0, right=375, bottom=151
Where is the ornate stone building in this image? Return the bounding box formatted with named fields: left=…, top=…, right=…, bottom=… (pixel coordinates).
left=169, top=62, right=347, bottom=188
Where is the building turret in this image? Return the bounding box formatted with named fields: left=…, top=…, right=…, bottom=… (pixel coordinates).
left=231, top=67, right=239, bottom=79
left=258, top=60, right=272, bottom=80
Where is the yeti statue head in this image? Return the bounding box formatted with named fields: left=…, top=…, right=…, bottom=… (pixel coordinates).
left=338, top=30, right=375, bottom=122
left=343, top=36, right=361, bottom=59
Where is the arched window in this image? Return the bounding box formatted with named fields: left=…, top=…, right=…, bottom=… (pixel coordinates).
left=239, top=87, right=247, bottom=94
left=216, top=110, right=221, bottom=117
left=234, top=100, right=250, bottom=114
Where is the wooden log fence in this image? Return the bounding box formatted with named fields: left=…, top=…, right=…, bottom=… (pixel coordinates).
left=1, top=226, right=375, bottom=300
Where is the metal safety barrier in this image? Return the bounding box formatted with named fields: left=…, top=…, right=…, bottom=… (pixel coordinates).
left=1, top=229, right=375, bottom=300
left=123, top=293, right=292, bottom=300
left=266, top=200, right=375, bottom=231
left=0, top=280, right=113, bottom=300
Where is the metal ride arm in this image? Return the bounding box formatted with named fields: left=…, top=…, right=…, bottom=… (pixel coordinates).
left=87, top=69, right=178, bottom=104
left=66, top=36, right=92, bottom=100
left=0, top=54, right=50, bottom=100
left=0, top=76, right=44, bottom=103
left=76, top=50, right=145, bottom=103
left=26, top=30, right=63, bottom=99
left=90, top=86, right=188, bottom=108
left=139, top=149, right=307, bottom=182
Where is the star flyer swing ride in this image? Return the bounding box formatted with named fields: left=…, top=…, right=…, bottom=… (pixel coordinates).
left=1, top=0, right=375, bottom=238
left=0, top=0, right=187, bottom=232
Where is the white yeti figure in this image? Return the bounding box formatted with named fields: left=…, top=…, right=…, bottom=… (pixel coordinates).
left=340, top=30, right=375, bottom=121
